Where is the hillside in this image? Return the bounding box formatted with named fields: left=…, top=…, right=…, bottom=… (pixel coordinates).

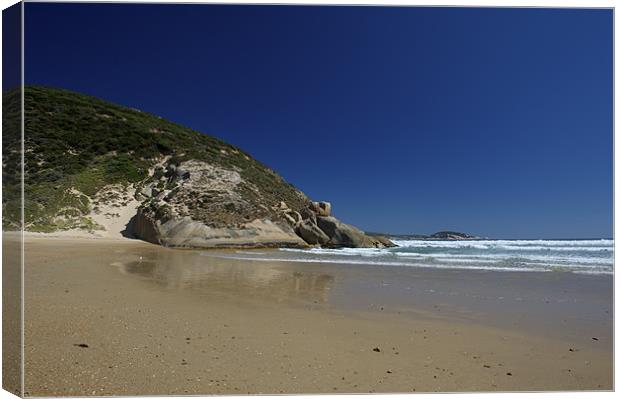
left=2, top=86, right=394, bottom=249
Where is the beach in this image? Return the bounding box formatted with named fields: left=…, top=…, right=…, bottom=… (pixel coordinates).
left=15, top=235, right=612, bottom=395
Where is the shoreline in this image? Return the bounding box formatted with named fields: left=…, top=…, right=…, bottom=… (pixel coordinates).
left=12, top=236, right=612, bottom=395
left=13, top=230, right=141, bottom=242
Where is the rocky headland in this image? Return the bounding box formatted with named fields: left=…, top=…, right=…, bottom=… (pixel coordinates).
left=3, top=86, right=394, bottom=249
left=378, top=231, right=479, bottom=241
left=130, top=158, right=395, bottom=249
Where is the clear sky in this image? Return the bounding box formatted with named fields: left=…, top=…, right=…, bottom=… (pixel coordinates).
left=24, top=3, right=613, bottom=238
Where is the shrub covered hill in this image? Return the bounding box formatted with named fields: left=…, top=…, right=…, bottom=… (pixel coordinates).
left=2, top=86, right=395, bottom=249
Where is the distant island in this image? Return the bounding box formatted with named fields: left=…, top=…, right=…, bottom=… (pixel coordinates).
left=3, top=86, right=395, bottom=249
left=369, top=231, right=480, bottom=241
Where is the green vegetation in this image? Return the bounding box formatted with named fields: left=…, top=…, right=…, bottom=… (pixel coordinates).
left=2, top=88, right=21, bottom=229
left=2, top=86, right=308, bottom=232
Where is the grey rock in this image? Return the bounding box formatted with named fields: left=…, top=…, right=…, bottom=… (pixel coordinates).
left=299, top=207, right=317, bottom=224
left=369, top=235, right=398, bottom=248
left=311, top=216, right=397, bottom=248
left=296, top=220, right=330, bottom=245
left=176, top=168, right=190, bottom=180
left=141, top=184, right=154, bottom=198
left=288, top=210, right=302, bottom=225
left=282, top=213, right=297, bottom=226
left=316, top=216, right=377, bottom=248
left=132, top=209, right=308, bottom=249
left=310, top=201, right=331, bottom=217
left=132, top=210, right=162, bottom=245
left=281, top=211, right=302, bottom=226
left=166, top=164, right=190, bottom=181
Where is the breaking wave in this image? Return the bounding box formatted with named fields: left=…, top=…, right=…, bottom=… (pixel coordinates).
left=204, top=239, right=614, bottom=275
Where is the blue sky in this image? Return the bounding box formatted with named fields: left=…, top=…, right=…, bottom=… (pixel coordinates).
left=24, top=4, right=612, bottom=238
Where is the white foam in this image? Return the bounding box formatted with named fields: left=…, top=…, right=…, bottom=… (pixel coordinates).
left=493, top=245, right=612, bottom=252
left=204, top=253, right=548, bottom=273
left=391, top=239, right=613, bottom=248
left=280, top=247, right=390, bottom=257
left=573, top=270, right=614, bottom=275
left=227, top=239, right=616, bottom=276
left=235, top=250, right=267, bottom=255
left=394, top=251, right=612, bottom=266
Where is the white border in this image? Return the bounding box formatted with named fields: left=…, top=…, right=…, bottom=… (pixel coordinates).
left=0, top=2, right=616, bottom=399
left=19, top=1, right=24, bottom=396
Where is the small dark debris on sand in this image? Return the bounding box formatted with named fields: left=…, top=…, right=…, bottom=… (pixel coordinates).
left=506, top=372, right=513, bottom=376
left=372, top=347, right=381, bottom=352
left=73, top=343, right=89, bottom=348
left=592, top=337, right=599, bottom=341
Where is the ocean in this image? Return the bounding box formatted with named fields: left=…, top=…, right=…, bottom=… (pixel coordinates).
left=211, top=239, right=614, bottom=275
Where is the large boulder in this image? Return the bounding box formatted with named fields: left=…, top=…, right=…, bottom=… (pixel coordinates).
left=281, top=211, right=301, bottom=226
left=315, top=216, right=397, bottom=248
left=310, top=201, right=331, bottom=217
left=132, top=210, right=161, bottom=243
left=316, top=216, right=377, bottom=248
left=274, top=201, right=303, bottom=227
left=369, top=234, right=398, bottom=248
left=132, top=210, right=308, bottom=249
left=299, top=207, right=317, bottom=224
left=296, top=220, right=330, bottom=245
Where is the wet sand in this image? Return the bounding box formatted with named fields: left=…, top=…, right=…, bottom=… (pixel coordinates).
left=16, top=236, right=612, bottom=395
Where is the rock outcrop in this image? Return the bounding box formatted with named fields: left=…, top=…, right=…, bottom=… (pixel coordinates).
left=316, top=216, right=393, bottom=248
left=310, top=201, right=332, bottom=217
left=369, top=234, right=398, bottom=248
left=295, top=220, right=330, bottom=245
left=132, top=158, right=395, bottom=249
left=275, top=201, right=396, bottom=249
left=132, top=160, right=309, bottom=248
left=133, top=211, right=307, bottom=249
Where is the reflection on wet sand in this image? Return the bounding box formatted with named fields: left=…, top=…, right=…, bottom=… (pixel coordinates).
left=114, top=246, right=613, bottom=344
left=117, top=249, right=335, bottom=305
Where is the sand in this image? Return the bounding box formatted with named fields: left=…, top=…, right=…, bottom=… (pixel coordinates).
left=9, top=236, right=613, bottom=395
left=88, top=196, right=141, bottom=239
left=20, top=183, right=141, bottom=241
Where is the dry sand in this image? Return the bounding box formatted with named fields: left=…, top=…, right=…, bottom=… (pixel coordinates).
left=8, top=236, right=613, bottom=395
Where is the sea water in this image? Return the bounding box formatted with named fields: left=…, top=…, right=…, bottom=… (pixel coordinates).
left=214, top=239, right=614, bottom=275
